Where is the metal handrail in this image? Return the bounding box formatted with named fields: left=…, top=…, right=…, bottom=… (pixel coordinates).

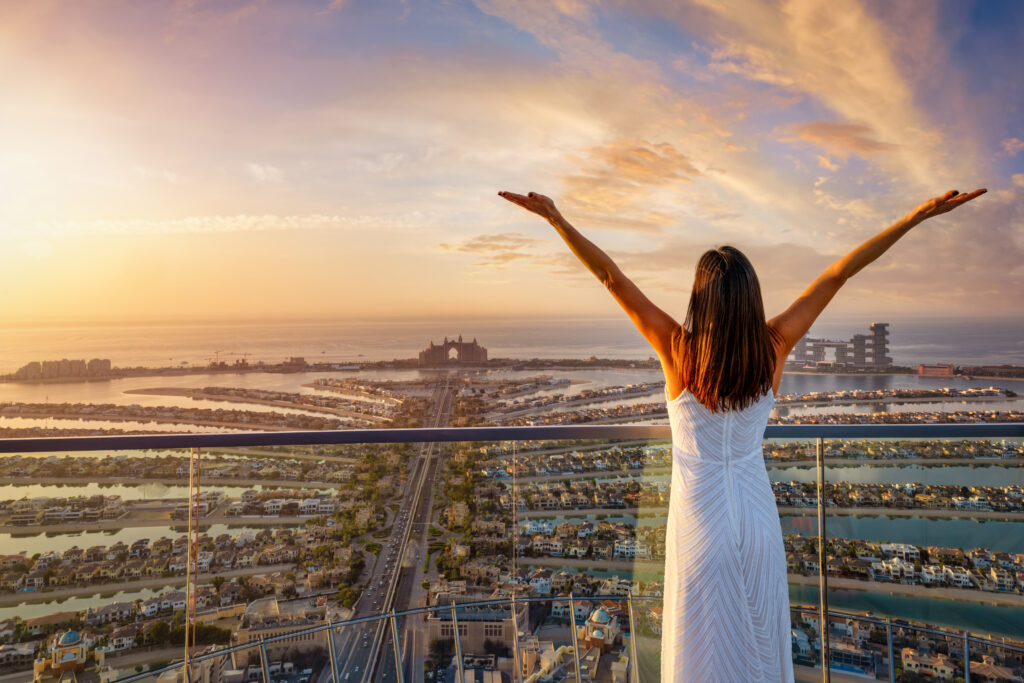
left=2, top=422, right=1023, bottom=453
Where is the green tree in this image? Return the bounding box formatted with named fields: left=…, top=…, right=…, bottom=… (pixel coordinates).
left=146, top=621, right=171, bottom=645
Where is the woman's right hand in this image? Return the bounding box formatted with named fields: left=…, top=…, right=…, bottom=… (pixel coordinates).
left=912, top=188, right=987, bottom=220
left=497, top=191, right=564, bottom=223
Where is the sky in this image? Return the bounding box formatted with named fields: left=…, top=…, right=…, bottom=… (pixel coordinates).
left=1, top=0, right=1022, bottom=326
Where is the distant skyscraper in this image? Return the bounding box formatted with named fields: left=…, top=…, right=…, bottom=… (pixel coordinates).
left=791, top=322, right=892, bottom=369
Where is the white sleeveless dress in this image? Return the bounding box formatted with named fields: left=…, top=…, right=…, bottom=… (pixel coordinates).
left=661, top=386, right=793, bottom=682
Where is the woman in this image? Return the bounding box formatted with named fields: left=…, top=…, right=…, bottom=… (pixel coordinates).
left=498, top=187, right=985, bottom=681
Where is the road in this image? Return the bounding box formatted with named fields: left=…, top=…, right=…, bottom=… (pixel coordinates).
left=317, top=376, right=453, bottom=683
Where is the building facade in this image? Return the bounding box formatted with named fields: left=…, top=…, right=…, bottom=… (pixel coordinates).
left=790, top=322, right=892, bottom=369
left=426, top=602, right=527, bottom=655
left=419, top=335, right=488, bottom=365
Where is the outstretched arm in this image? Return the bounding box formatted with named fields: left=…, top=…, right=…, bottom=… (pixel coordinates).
left=768, top=188, right=987, bottom=357
left=497, top=191, right=679, bottom=361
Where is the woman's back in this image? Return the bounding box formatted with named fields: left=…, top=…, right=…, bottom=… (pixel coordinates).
left=665, top=385, right=775, bottom=462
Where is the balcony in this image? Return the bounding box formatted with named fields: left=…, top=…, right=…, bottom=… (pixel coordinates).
left=2, top=422, right=1023, bottom=682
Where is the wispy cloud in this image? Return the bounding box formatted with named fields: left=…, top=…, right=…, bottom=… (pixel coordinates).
left=246, top=163, right=284, bottom=184
left=436, top=232, right=551, bottom=266
left=786, top=122, right=898, bottom=161
left=1003, top=138, right=1024, bottom=156
left=27, top=213, right=434, bottom=236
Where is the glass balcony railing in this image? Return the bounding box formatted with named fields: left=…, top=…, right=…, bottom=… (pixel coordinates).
left=1, top=422, right=1022, bottom=683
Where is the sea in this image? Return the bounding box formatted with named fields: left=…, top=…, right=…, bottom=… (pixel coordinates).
left=1, top=315, right=1022, bottom=373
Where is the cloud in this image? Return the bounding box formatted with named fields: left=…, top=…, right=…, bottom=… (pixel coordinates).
left=246, top=163, right=284, bottom=183
left=436, top=232, right=551, bottom=266
left=1013, top=174, right=1024, bottom=188
left=815, top=155, right=839, bottom=171
left=632, top=0, right=960, bottom=188
left=1002, top=138, right=1024, bottom=156
left=319, top=0, right=350, bottom=14
left=29, top=213, right=434, bottom=235
left=560, top=140, right=700, bottom=229
left=785, top=122, right=898, bottom=161
left=134, top=165, right=180, bottom=183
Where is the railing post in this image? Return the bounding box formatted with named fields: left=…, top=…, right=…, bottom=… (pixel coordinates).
left=451, top=600, right=465, bottom=683
left=258, top=635, right=271, bottom=683
left=325, top=623, right=342, bottom=682
left=390, top=610, right=405, bottom=683
left=626, top=594, right=641, bottom=683
left=184, top=446, right=200, bottom=680
left=816, top=436, right=830, bottom=683
left=511, top=596, right=524, bottom=683
left=886, top=616, right=895, bottom=683
left=512, top=439, right=518, bottom=604
left=568, top=593, right=583, bottom=682
left=964, top=631, right=971, bottom=682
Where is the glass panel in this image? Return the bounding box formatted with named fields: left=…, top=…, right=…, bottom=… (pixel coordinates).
left=967, top=637, right=1024, bottom=683
left=817, top=433, right=1024, bottom=680
left=504, top=436, right=666, bottom=681
left=1, top=427, right=1020, bottom=682
left=893, top=624, right=966, bottom=681
left=331, top=620, right=373, bottom=682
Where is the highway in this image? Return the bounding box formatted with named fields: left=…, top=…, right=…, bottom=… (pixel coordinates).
left=319, top=376, right=454, bottom=683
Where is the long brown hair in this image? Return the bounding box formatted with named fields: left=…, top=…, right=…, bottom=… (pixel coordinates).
left=672, top=246, right=780, bottom=412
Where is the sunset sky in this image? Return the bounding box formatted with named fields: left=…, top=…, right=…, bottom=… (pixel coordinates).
left=1, top=0, right=1022, bottom=325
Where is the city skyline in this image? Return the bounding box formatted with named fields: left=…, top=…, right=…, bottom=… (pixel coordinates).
left=1, top=0, right=1022, bottom=324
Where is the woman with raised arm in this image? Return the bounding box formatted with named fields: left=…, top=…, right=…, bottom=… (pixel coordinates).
left=498, top=187, right=985, bottom=682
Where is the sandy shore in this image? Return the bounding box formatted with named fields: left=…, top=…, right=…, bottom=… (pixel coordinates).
left=1, top=408, right=302, bottom=431
left=0, top=563, right=293, bottom=607
left=787, top=573, right=1024, bottom=608
left=125, top=386, right=389, bottom=423
left=778, top=505, right=1024, bottom=520
left=512, top=457, right=1022, bottom=483
left=768, top=456, right=1024, bottom=467
left=1, top=513, right=310, bottom=535
left=520, top=557, right=1024, bottom=608
left=518, top=505, right=1024, bottom=521
left=0, top=475, right=336, bottom=489
left=777, top=394, right=1017, bottom=407
left=489, top=386, right=666, bottom=419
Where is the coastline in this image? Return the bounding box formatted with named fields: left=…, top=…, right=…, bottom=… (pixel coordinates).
left=124, top=387, right=390, bottom=422
left=0, top=563, right=293, bottom=607
left=0, top=512, right=311, bottom=535
left=516, top=506, right=1024, bottom=521
left=0, top=475, right=336, bottom=489
left=519, top=557, right=1024, bottom=609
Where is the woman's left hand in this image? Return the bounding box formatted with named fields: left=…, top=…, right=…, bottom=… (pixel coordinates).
left=498, top=190, right=563, bottom=222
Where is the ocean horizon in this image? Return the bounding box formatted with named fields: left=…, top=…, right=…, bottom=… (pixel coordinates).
left=2, top=315, right=1022, bottom=375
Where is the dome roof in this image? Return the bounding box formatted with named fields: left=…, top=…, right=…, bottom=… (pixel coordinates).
left=57, top=630, right=81, bottom=647
left=591, top=608, right=611, bottom=624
